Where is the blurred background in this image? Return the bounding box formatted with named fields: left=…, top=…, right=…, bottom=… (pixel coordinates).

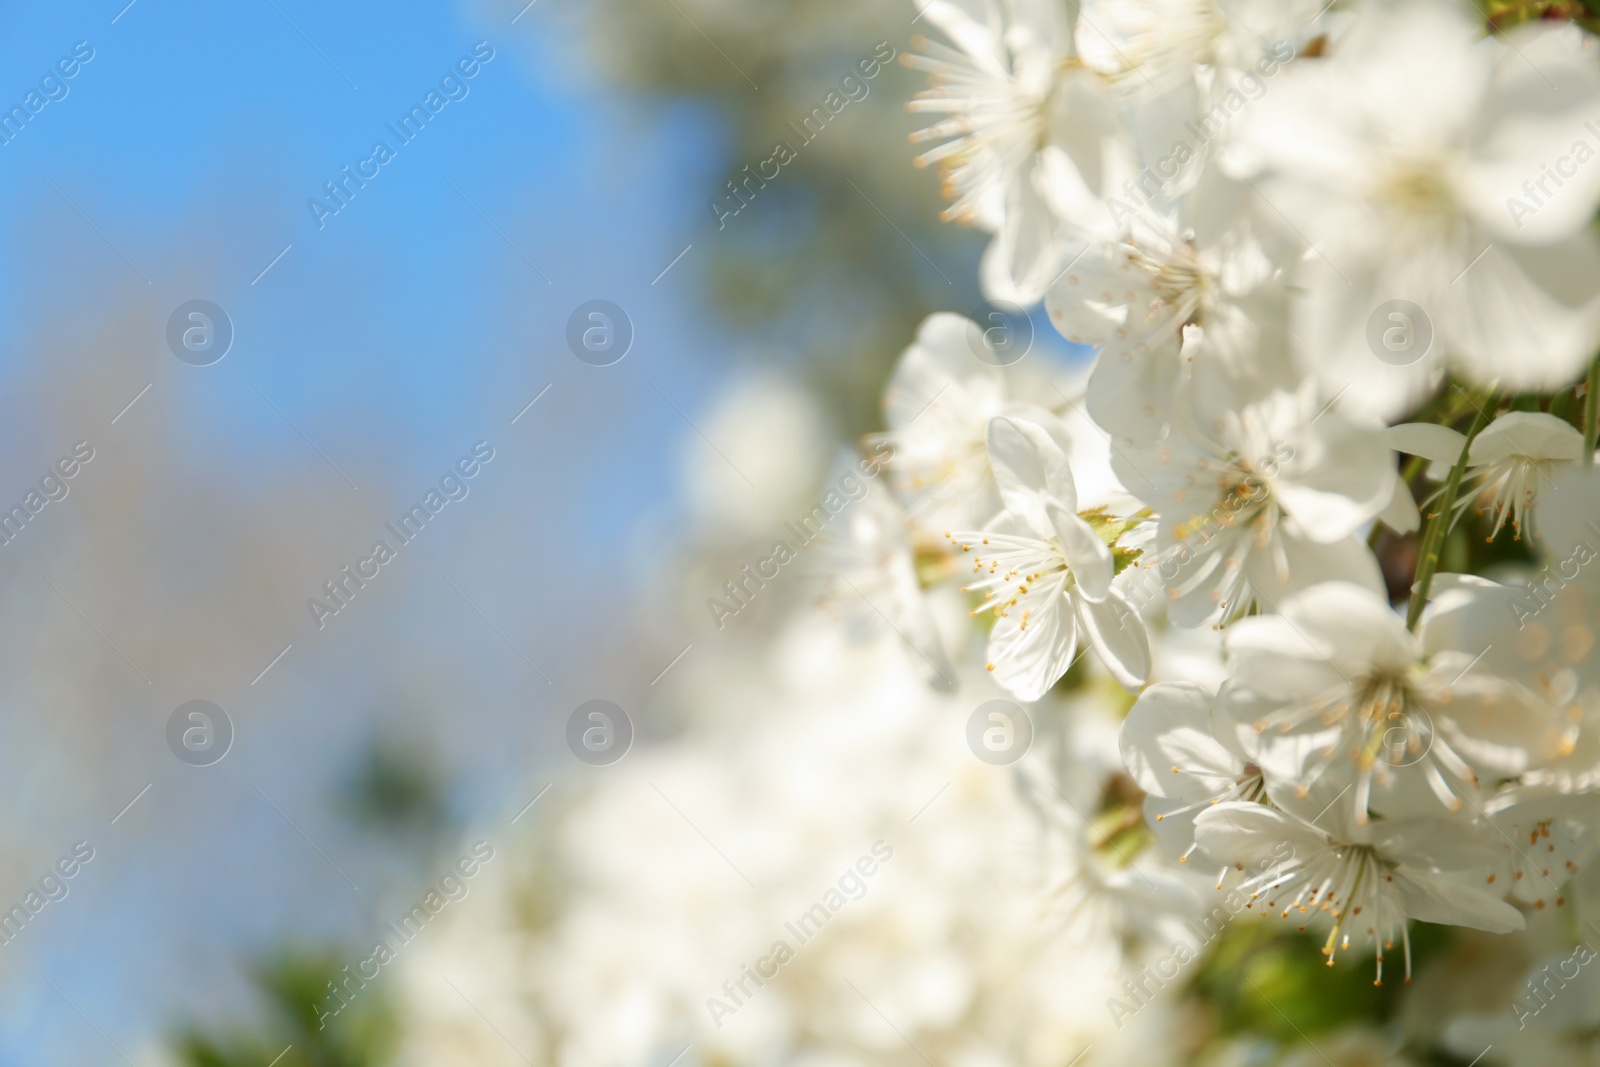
left=0, top=0, right=1016, bottom=1062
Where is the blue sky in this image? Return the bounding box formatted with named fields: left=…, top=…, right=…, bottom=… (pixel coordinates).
left=0, top=0, right=733, bottom=540
left=0, top=0, right=738, bottom=1062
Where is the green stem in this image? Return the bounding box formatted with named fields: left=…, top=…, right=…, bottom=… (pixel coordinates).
left=1584, top=352, right=1600, bottom=470
left=1407, top=400, right=1494, bottom=630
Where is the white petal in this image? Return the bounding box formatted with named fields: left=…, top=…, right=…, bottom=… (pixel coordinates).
left=1252, top=531, right=1388, bottom=608
left=1075, top=588, right=1151, bottom=690
left=1048, top=502, right=1112, bottom=601
left=982, top=160, right=1067, bottom=305
left=985, top=414, right=1079, bottom=531
left=1193, top=801, right=1320, bottom=870
left=1119, top=682, right=1231, bottom=798
left=1222, top=611, right=1347, bottom=702
left=1461, top=21, right=1600, bottom=245
left=1428, top=670, right=1570, bottom=773
left=1385, top=421, right=1467, bottom=470
left=1468, top=410, right=1586, bottom=466
left=1083, top=333, right=1185, bottom=448
left=984, top=574, right=1077, bottom=701
left=1282, top=581, right=1417, bottom=675
left=1390, top=869, right=1524, bottom=933
left=1043, top=241, right=1148, bottom=347
left=1294, top=255, right=1449, bottom=424
left=1271, top=408, right=1397, bottom=541
left=1376, top=476, right=1421, bottom=535
left=1445, top=232, right=1600, bottom=393
left=1371, top=817, right=1504, bottom=878
left=1221, top=583, right=1412, bottom=754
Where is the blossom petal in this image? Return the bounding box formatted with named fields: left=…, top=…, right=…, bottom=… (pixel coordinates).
left=1193, top=801, right=1320, bottom=871
left=984, top=573, right=1077, bottom=701
left=1075, top=587, right=1150, bottom=690
left=1119, top=682, right=1231, bottom=798
left=1228, top=581, right=1414, bottom=691
left=1376, top=477, right=1421, bottom=535
left=1272, top=407, right=1398, bottom=541
left=1048, top=503, right=1112, bottom=601
left=985, top=414, right=1078, bottom=531
left=1460, top=21, right=1600, bottom=245
left=1390, top=869, right=1524, bottom=934
left=1445, top=232, right=1600, bottom=393
left=1468, top=410, right=1586, bottom=467
left=1428, top=667, right=1570, bottom=774
left=982, top=160, right=1067, bottom=305
left=1385, top=421, right=1467, bottom=472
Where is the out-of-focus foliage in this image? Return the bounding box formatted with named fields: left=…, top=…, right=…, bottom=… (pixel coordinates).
left=1481, top=0, right=1600, bottom=32
left=170, top=733, right=456, bottom=1067
left=574, top=0, right=986, bottom=434
left=170, top=951, right=396, bottom=1067
left=337, top=733, right=454, bottom=844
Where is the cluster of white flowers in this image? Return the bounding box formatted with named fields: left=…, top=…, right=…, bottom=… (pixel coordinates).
left=390, top=617, right=1212, bottom=1067
left=383, top=3, right=1600, bottom=1066
left=882, top=0, right=1600, bottom=1002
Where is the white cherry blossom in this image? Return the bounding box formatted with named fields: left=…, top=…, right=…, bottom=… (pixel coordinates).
left=1118, top=680, right=1264, bottom=859
left=948, top=412, right=1151, bottom=697
left=1220, top=582, right=1571, bottom=823
left=906, top=0, right=1134, bottom=301
left=1224, top=0, right=1600, bottom=417
left=1388, top=410, right=1595, bottom=545
left=1194, top=778, right=1525, bottom=985
left=1112, top=382, right=1395, bottom=627
left=871, top=312, right=1012, bottom=528
left=1046, top=172, right=1298, bottom=445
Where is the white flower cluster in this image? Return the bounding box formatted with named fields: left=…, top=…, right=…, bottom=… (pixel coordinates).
left=875, top=0, right=1600, bottom=994
left=381, top=4, right=1600, bottom=1066
left=389, top=622, right=1203, bottom=1067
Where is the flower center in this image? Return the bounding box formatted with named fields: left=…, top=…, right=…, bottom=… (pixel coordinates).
left=1353, top=674, right=1422, bottom=771
left=946, top=531, right=1071, bottom=629
left=1238, top=837, right=1412, bottom=986
left=1473, top=457, right=1555, bottom=543
left=1376, top=158, right=1461, bottom=239
left=1124, top=239, right=1209, bottom=329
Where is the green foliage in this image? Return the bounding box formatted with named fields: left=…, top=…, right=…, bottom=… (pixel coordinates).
left=1190, top=918, right=1456, bottom=1044
left=1083, top=506, right=1150, bottom=575
left=583, top=0, right=986, bottom=437
left=170, top=950, right=397, bottom=1067
left=338, top=733, right=453, bottom=843
left=1479, top=0, right=1597, bottom=31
